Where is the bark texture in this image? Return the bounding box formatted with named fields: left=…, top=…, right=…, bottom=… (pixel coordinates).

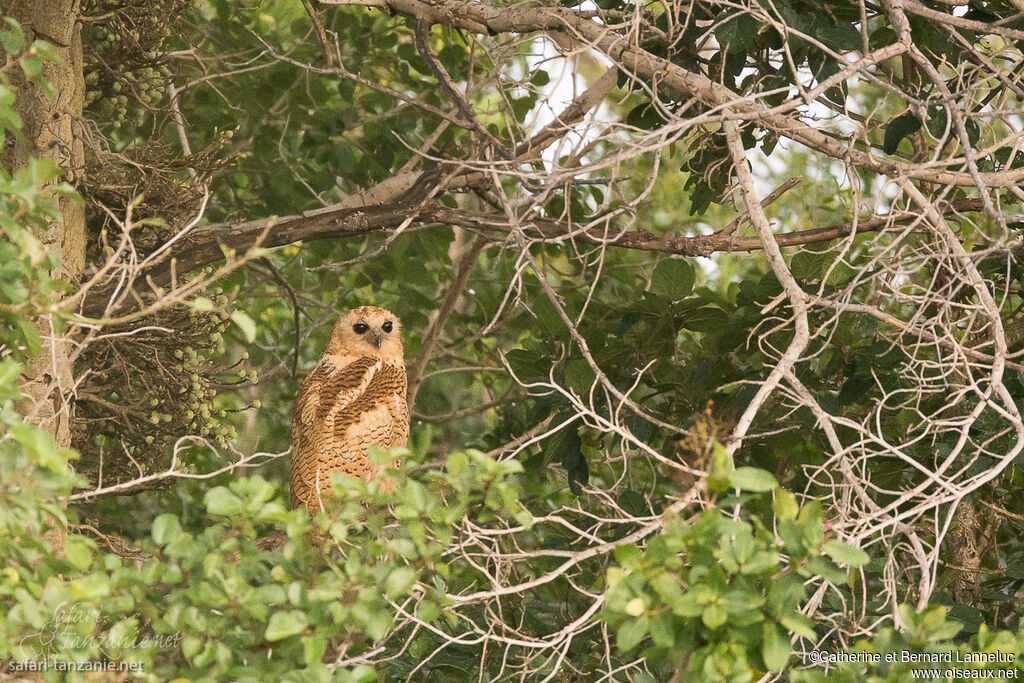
left=2, top=0, right=86, bottom=449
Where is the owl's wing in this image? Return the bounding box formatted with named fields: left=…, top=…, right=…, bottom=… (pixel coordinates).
left=292, top=356, right=381, bottom=432
left=326, top=363, right=409, bottom=476
left=337, top=363, right=408, bottom=445
left=291, top=356, right=382, bottom=509
left=385, top=388, right=410, bottom=448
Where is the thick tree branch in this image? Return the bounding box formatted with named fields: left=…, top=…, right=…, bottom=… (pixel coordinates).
left=78, top=64, right=621, bottom=318
left=78, top=191, right=430, bottom=317
left=79, top=192, right=988, bottom=317
left=427, top=200, right=987, bottom=256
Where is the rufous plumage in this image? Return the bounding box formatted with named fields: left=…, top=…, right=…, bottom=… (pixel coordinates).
left=290, top=306, right=409, bottom=513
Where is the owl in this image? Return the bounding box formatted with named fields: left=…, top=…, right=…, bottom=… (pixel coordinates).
left=290, top=306, right=409, bottom=514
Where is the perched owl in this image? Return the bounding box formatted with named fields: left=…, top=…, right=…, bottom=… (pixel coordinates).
left=290, top=306, right=409, bottom=513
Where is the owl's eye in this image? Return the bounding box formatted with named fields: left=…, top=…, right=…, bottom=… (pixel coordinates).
left=382, top=321, right=394, bottom=333
left=352, top=323, right=370, bottom=334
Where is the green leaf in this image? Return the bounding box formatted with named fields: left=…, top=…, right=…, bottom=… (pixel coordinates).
left=17, top=318, right=40, bottom=356
left=0, top=358, right=20, bottom=387
left=614, top=543, right=643, bottom=567
left=921, top=605, right=947, bottom=630
left=822, top=540, right=869, bottom=567
left=779, top=613, right=817, bottom=640
left=191, top=296, right=214, bottom=312
left=803, top=555, right=847, bottom=584
left=624, top=597, right=646, bottom=617
left=672, top=593, right=702, bottom=618
left=556, top=429, right=588, bottom=495
left=417, top=599, right=440, bottom=623
left=351, top=665, right=378, bottom=682
left=438, top=44, right=465, bottom=78
left=151, top=514, right=182, bottom=545
left=265, top=610, right=309, bottom=641
left=883, top=111, right=922, bottom=155
left=723, top=589, right=765, bottom=614
left=898, top=604, right=917, bottom=629
left=819, top=23, right=862, bottom=52
left=9, top=422, right=67, bottom=472
left=742, top=550, right=781, bottom=575
left=616, top=616, right=648, bottom=651
left=63, top=535, right=93, bottom=570
left=19, top=55, right=41, bottom=81
left=707, top=441, right=734, bottom=492
left=511, top=96, right=534, bottom=123
left=649, top=612, right=675, bottom=648
left=650, top=259, right=695, bottom=300
left=715, top=14, right=758, bottom=51
left=626, top=102, right=668, bottom=130
left=797, top=500, right=824, bottom=546
left=182, top=635, right=202, bottom=658
left=731, top=466, right=778, bottom=492
left=650, top=573, right=684, bottom=607
left=702, top=603, right=727, bottom=629
left=790, top=251, right=824, bottom=282
left=71, top=573, right=111, bottom=600
left=108, top=618, right=139, bottom=652
left=965, top=118, right=980, bottom=146
left=385, top=567, right=417, bottom=598
left=925, top=106, right=949, bottom=139
left=28, top=39, right=58, bottom=63
left=302, top=636, right=327, bottom=666
left=230, top=310, right=257, bottom=343
left=0, top=18, right=24, bottom=55
left=773, top=489, right=799, bottom=521
left=365, top=608, right=393, bottom=640
left=762, top=622, right=791, bottom=671
left=204, top=487, right=244, bottom=516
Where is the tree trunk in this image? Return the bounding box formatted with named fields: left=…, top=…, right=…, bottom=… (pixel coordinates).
left=2, top=0, right=86, bottom=448
left=2, top=1, right=86, bottom=558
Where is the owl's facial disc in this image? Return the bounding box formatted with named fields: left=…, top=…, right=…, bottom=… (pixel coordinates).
left=328, top=306, right=403, bottom=359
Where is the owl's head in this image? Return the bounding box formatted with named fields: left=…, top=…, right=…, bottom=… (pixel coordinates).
left=326, top=306, right=404, bottom=362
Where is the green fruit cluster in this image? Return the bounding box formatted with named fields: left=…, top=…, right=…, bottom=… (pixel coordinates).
left=81, top=0, right=184, bottom=128
left=74, top=286, right=258, bottom=486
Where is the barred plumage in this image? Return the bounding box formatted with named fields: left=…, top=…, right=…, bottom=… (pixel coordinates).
left=290, top=307, right=409, bottom=513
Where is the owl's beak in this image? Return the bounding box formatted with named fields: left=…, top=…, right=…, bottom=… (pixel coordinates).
left=372, top=331, right=383, bottom=348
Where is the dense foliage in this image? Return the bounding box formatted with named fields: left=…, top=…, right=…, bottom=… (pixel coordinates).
left=3, top=0, right=1024, bottom=680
